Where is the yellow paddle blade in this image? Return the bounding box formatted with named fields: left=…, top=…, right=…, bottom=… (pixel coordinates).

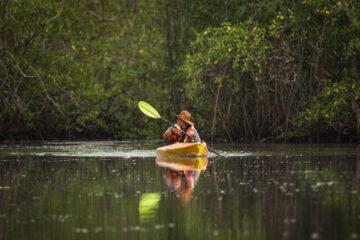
left=138, top=101, right=161, bottom=119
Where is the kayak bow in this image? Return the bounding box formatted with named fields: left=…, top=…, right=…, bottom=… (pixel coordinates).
left=156, top=142, right=208, bottom=157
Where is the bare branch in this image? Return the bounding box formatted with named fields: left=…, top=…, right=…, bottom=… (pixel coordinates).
left=45, top=6, right=64, bottom=25
left=39, top=78, right=65, bottom=118
left=87, top=10, right=122, bottom=22
left=5, top=51, right=41, bottom=78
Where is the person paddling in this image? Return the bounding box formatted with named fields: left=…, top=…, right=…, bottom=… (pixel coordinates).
left=162, top=110, right=201, bottom=144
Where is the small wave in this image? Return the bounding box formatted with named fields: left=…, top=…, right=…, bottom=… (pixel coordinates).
left=52, top=150, right=157, bottom=158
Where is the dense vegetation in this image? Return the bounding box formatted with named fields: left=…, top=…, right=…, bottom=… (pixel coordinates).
left=1, top=0, right=359, bottom=142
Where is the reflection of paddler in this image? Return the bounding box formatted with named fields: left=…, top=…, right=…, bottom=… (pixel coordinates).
left=156, top=156, right=208, bottom=205
left=163, top=170, right=199, bottom=205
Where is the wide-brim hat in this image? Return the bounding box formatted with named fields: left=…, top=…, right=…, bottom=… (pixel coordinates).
left=176, top=110, right=194, bottom=126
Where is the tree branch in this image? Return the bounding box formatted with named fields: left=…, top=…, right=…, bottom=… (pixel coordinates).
left=45, top=6, right=64, bottom=24
left=87, top=10, right=122, bottom=22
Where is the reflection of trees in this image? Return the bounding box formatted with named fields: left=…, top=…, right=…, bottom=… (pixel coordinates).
left=352, top=156, right=360, bottom=191
left=0, top=156, right=166, bottom=239
left=202, top=155, right=360, bottom=239
left=0, top=153, right=359, bottom=240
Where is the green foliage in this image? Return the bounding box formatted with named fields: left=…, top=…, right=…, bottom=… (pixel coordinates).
left=1, top=0, right=360, bottom=142
left=179, top=21, right=271, bottom=141
left=0, top=0, right=168, bottom=140
left=296, top=79, right=360, bottom=136
left=183, top=21, right=269, bottom=84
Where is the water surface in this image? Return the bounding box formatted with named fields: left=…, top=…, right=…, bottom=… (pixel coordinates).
left=0, top=141, right=359, bottom=240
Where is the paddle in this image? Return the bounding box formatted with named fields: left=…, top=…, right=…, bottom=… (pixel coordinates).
left=138, top=101, right=221, bottom=156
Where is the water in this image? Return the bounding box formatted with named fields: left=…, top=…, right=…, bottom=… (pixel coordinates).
left=0, top=141, right=359, bottom=240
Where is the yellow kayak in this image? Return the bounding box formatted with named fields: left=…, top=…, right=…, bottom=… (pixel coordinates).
left=156, top=142, right=208, bottom=157
left=156, top=155, right=208, bottom=171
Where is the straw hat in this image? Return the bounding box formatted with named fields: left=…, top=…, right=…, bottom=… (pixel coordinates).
left=176, top=110, right=194, bottom=126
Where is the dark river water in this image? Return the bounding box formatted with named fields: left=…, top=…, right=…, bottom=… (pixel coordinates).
left=0, top=141, right=359, bottom=240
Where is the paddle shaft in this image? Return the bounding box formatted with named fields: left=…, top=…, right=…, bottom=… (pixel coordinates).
left=161, top=118, right=221, bottom=156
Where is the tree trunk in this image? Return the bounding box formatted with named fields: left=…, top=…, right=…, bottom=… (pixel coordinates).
left=165, top=0, right=173, bottom=68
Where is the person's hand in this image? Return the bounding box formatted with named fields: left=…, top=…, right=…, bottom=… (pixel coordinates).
left=202, top=141, right=207, bottom=147
left=173, top=124, right=181, bottom=131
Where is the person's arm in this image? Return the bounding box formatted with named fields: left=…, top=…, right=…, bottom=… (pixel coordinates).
left=193, top=129, right=201, bottom=142
left=162, top=124, right=180, bottom=139
left=189, top=128, right=201, bottom=143
left=162, top=126, right=172, bottom=139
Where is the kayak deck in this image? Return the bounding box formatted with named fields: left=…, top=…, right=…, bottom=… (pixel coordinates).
left=156, top=142, right=208, bottom=157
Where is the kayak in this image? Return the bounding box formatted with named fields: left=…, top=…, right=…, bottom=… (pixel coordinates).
left=156, top=142, right=208, bottom=157
left=156, top=155, right=208, bottom=171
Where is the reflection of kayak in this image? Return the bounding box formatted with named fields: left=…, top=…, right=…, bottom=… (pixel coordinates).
left=156, top=155, right=208, bottom=171
left=156, top=142, right=208, bottom=157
